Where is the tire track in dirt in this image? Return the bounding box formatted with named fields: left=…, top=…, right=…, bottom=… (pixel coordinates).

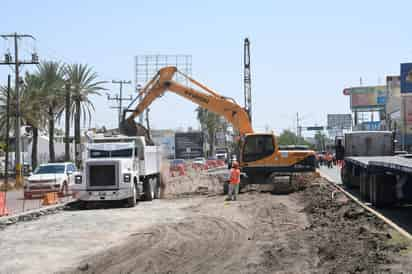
left=64, top=214, right=245, bottom=274
left=64, top=193, right=316, bottom=274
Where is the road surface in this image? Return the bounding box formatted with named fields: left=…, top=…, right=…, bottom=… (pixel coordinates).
left=0, top=174, right=410, bottom=273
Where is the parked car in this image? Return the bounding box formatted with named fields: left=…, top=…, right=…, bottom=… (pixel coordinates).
left=24, top=162, right=77, bottom=199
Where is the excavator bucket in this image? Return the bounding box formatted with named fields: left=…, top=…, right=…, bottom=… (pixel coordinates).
left=120, top=118, right=154, bottom=145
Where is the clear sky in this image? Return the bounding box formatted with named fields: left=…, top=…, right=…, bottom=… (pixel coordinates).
left=1, top=0, right=412, bottom=134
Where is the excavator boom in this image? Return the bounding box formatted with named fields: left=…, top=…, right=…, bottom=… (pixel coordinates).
left=122, top=66, right=252, bottom=136
left=121, top=65, right=316, bottom=194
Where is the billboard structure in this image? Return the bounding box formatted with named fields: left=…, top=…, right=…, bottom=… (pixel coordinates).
left=348, top=86, right=386, bottom=110
left=344, top=85, right=386, bottom=130
left=175, top=131, right=204, bottom=159
left=399, top=64, right=412, bottom=147
left=327, top=114, right=352, bottom=130
left=386, top=76, right=401, bottom=116
left=133, top=55, right=192, bottom=124
left=401, top=63, right=412, bottom=94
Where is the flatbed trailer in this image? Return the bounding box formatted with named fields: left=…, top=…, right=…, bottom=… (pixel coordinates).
left=342, top=155, right=412, bottom=207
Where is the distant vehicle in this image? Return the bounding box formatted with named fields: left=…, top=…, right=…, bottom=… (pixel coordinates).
left=215, top=147, right=229, bottom=163
left=193, top=157, right=206, bottom=165
left=192, top=157, right=206, bottom=170
left=24, top=162, right=76, bottom=199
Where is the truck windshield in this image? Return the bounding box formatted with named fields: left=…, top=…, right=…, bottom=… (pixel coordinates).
left=34, top=165, right=65, bottom=174
left=90, top=149, right=133, bottom=158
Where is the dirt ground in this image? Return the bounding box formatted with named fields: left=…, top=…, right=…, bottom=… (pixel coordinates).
left=57, top=174, right=412, bottom=274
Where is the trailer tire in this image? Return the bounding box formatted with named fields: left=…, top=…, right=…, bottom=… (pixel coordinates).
left=143, top=178, right=154, bottom=201
left=370, top=174, right=397, bottom=208
left=359, top=171, right=370, bottom=202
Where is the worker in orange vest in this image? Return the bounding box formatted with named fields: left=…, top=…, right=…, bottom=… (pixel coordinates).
left=226, top=161, right=241, bottom=201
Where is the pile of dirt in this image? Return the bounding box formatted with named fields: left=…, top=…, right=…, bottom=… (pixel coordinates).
left=296, top=180, right=411, bottom=273
left=161, top=173, right=222, bottom=199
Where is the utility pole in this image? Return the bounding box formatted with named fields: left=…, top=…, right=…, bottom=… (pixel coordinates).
left=296, top=112, right=301, bottom=145
left=145, top=108, right=151, bottom=139
left=0, top=33, right=38, bottom=187
left=4, top=75, right=11, bottom=188
left=244, top=38, right=252, bottom=124
left=64, top=83, right=71, bottom=161
left=108, top=80, right=132, bottom=128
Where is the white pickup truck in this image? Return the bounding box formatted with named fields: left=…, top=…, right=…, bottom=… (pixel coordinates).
left=72, top=133, right=162, bottom=207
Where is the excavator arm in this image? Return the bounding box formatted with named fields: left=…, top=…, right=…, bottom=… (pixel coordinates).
left=122, top=66, right=253, bottom=136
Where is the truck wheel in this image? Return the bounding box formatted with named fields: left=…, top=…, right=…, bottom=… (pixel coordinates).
left=143, top=179, right=154, bottom=201
left=127, top=184, right=137, bottom=207
left=153, top=176, right=161, bottom=199
left=370, top=174, right=396, bottom=208
left=360, top=171, right=369, bottom=201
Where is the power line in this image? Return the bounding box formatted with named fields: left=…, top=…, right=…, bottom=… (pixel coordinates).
left=0, top=33, right=39, bottom=187
left=107, top=80, right=132, bottom=129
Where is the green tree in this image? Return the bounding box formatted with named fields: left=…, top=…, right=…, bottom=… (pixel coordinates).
left=36, top=61, right=65, bottom=162
left=23, top=72, right=46, bottom=169
left=0, top=73, right=44, bottom=169
left=278, top=129, right=310, bottom=146
left=195, top=107, right=223, bottom=156
left=314, top=130, right=327, bottom=151
left=64, top=64, right=105, bottom=168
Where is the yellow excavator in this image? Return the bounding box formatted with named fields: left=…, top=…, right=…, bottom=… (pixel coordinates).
left=121, top=66, right=316, bottom=192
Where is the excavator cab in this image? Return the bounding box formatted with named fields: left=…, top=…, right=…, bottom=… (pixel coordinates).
left=241, top=134, right=276, bottom=163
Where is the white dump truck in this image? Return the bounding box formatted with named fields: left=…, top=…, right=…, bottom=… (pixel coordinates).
left=72, top=132, right=162, bottom=207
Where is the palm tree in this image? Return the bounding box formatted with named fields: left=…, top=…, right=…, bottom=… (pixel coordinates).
left=195, top=107, right=221, bottom=157
left=64, top=64, right=105, bottom=168
left=22, top=72, right=46, bottom=169
left=0, top=73, right=44, bottom=169
left=36, top=61, right=65, bottom=162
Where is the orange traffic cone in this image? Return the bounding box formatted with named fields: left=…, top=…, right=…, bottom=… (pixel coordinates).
left=42, top=192, right=59, bottom=206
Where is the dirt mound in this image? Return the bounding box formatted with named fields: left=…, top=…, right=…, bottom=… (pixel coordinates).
left=296, top=180, right=410, bottom=273
left=161, top=174, right=222, bottom=198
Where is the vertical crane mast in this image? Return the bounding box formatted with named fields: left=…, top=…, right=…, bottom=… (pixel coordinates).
left=244, top=38, right=252, bottom=124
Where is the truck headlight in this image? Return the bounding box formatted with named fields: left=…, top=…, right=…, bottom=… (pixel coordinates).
left=123, top=173, right=131, bottom=183
left=75, top=175, right=82, bottom=184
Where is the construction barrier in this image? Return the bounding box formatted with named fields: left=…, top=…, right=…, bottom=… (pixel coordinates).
left=42, top=192, right=59, bottom=206
left=0, top=191, right=9, bottom=216
left=178, top=165, right=186, bottom=176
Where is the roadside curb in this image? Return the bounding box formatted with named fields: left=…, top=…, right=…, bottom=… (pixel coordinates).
left=0, top=199, right=74, bottom=230
left=318, top=169, right=412, bottom=241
